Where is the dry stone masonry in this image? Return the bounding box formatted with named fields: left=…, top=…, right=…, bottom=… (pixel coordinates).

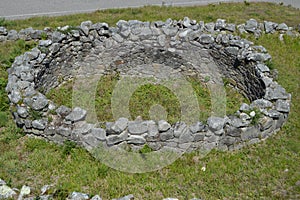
left=3, top=18, right=294, bottom=155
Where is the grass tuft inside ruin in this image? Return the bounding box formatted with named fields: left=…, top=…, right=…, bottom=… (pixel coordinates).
left=46, top=74, right=247, bottom=124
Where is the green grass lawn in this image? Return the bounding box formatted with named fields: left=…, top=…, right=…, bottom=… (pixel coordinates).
left=0, top=2, right=300, bottom=199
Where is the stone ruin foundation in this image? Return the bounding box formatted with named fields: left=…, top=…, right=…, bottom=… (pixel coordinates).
left=5, top=18, right=292, bottom=159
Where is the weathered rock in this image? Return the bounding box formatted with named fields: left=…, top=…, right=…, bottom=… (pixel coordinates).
left=24, top=120, right=32, bottom=129
left=32, top=119, right=48, bottom=130
left=49, top=43, right=60, bottom=54
left=159, top=129, right=174, bottom=141
left=162, top=26, right=178, bottom=36
left=71, top=29, right=80, bottom=38
left=111, top=117, right=128, bottom=133
left=28, top=93, right=49, bottom=111
left=259, top=116, right=274, bottom=131
left=112, top=33, right=124, bottom=43
left=250, top=99, right=273, bottom=109
left=0, top=36, right=7, bottom=42
left=247, top=52, right=271, bottom=62
left=138, top=27, right=152, bottom=39
left=158, top=120, right=171, bottom=132
left=225, top=46, right=239, bottom=55
left=240, top=112, right=251, bottom=121
left=275, top=100, right=290, bottom=113
left=265, top=85, right=289, bottom=100
left=221, top=136, right=237, bottom=146
left=239, top=103, right=250, bottom=111
left=93, top=22, right=109, bottom=31
left=48, top=102, right=56, bottom=111
left=202, top=141, right=217, bottom=151
left=276, top=23, right=289, bottom=31
left=51, top=31, right=66, bottom=43
left=0, top=27, right=7, bottom=36
left=127, top=135, right=146, bottom=145
left=128, top=121, right=148, bottom=135
left=199, top=34, right=214, bottom=44
left=225, top=23, right=236, bottom=32
left=56, top=105, right=71, bottom=117
left=245, top=19, right=258, bottom=33
left=18, top=185, right=31, bottom=199
left=20, top=71, right=34, bottom=82
left=73, top=121, right=94, bottom=136
left=7, top=30, right=18, bottom=40
left=256, top=63, right=270, bottom=72
left=264, top=21, right=278, bottom=34
left=65, top=107, right=87, bottom=122
left=68, top=192, right=89, bottom=200
left=252, top=45, right=267, bottom=53
left=173, top=122, right=187, bottom=138
left=157, top=34, right=167, bottom=46
left=38, top=195, right=53, bottom=200
left=30, top=30, right=44, bottom=40
left=179, top=129, right=194, bottom=143
left=8, top=89, right=21, bottom=103
left=230, top=116, right=249, bottom=128
left=105, top=122, right=114, bottom=135
left=182, top=17, right=192, bottom=28
left=206, top=134, right=219, bottom=143
left=193, top=132, right=205, bottom=142
left=90, top=128, right=106, bottom=141
left=80, top=21, right=92, bottom=36
left=275, top=113, right=288, bottom=129
left=106, top=131, right=128, bottom=146
left=39, top=40, right=52, bottom=47
left=207, top=117, right=225, bottom=131
left=237, top=24, right=246, bottom=34
left=19, top=27, right=34, bottom=40
left=267, top=109, right=281, bottom=119
left=0, top=185, right=17, bottom=199
left=91, top=195, right=102, bottom=200
left=24, top=48, right=40, bottom=61
left=205, top=22, right=215, bottom=32
left=41, top=185, right=52, bottom=195
left=57, top=126, right=71, bottom=137
left=147, top=121, right=159, bottom=137
left=189, top=121, right=205, bottom=133
left=0, top=179, right=5, bottom=186
left=248, top=138, right=260, bottom=145
left=215, top=19, right=226, bottom=30
left=178, top=29, right=192, bottom=38
left=241, top=126, right=260, bottom=141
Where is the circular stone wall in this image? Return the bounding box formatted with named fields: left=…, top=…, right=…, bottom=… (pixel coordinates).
left=6, top=18, right=291, bottom=167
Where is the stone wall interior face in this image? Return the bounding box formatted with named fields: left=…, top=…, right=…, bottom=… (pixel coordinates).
left=4, top=18, right=292, bottom=155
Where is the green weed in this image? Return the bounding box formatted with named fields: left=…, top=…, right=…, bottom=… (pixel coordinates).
left=138, top=144, right=153, bottom=154
left=244, top=0, right=250, bottom=6
left=0, top=111, right=8, bottom=127
left=62, top=140, right=77, bottom=157
left=265, top=60, right=275, bottom=70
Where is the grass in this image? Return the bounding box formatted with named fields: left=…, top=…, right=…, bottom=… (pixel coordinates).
left=47, top=75, right=246, bottom=124
left=0, top=2, right=299, bottom=199
left=0, top=2, right=299, bottom=31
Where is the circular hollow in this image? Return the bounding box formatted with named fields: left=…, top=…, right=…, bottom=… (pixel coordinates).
left=6, top=18, right=291, bottom=173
